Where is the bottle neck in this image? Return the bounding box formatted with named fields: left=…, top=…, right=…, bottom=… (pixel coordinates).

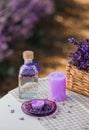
left=24, top=59, right=33, bottom=64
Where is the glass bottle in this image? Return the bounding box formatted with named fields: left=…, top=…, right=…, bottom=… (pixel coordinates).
left=18, top=50, right=38, bottom=100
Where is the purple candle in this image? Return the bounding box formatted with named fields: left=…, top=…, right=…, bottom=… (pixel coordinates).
left=31, top=100, right=44, bottom=109
left=48, top=72, right=66, bottom=102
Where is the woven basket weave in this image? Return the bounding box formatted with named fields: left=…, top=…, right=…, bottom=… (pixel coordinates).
left=66, top=63, right=89, bottom=96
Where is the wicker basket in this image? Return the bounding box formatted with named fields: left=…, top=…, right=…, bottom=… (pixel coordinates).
left=66, top=63, right=89, bottom=96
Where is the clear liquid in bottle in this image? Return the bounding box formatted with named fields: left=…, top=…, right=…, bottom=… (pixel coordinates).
left=18, top=50, right=39, bottom=100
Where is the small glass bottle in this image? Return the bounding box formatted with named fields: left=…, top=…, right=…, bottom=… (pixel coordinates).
left=18, top=50, right=39, bottom=100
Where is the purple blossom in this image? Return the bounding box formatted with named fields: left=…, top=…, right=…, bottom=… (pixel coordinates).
left=86, top=38, right=89, bottom=43
left=19, top=117, right=25, bottom=120
left=0, top=0, right=54, bottom=61
left=68, top=38, right=89, bottom=72
left=10, top=109, right=15, bottom=113
left=68, top=37, right=76, bottom=43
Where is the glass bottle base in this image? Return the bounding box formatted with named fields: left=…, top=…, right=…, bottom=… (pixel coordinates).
left=19, top=93, right=37, bottom=100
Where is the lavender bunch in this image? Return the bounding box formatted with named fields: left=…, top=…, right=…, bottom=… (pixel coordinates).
left=0, top=0, right=54, bottom=61
left=68, top=38, right=89, bottom=72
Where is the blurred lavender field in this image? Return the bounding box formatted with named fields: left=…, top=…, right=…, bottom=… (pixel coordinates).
left=0, top=0, right=54, bottom=61
left=0, top=0, right=89, bottom=97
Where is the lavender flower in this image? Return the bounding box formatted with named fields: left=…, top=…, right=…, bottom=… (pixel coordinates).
left=19, top=117, right=25, bottom=120
left=68, top=38, right=89, bottom=72
left=10, top=109, right=15, bottom=113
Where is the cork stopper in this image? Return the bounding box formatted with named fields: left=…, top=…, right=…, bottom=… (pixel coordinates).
left=23, top=50, right=34, bottom=60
